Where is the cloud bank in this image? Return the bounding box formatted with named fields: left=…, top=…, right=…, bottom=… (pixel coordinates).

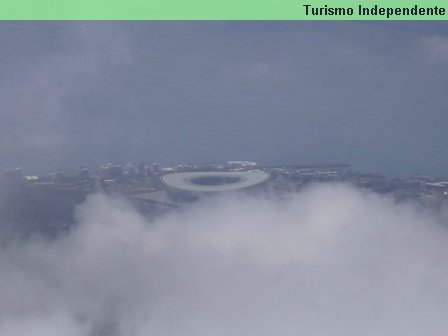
left=1, top=183, right=448, bottom=336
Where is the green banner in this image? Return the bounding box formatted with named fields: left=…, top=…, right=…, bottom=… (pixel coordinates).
left=0, top=0, right=446, bottom=20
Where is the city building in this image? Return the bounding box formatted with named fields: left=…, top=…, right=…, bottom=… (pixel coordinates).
left=227, top=161, right=258, bottom=170
left=100, top=164, right=123, bottom=180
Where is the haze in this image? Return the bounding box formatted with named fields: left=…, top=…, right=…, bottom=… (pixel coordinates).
left=1, top=22, right=448, bottom=335
left=0, top=22, right=447, bottom=176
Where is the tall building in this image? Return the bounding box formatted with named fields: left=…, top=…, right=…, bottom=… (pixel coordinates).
left=80, top=167, right=90, bottom=180
left=100, top=164, right=123, bottom=180
left=137, top=162, right=147, bottom=177
left=126, top=164, right=137, bottom=177
left=2, top=167, right=23, bottom=186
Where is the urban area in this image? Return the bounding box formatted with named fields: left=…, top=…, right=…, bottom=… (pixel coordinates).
left=1, top=160, right=447, bottom=237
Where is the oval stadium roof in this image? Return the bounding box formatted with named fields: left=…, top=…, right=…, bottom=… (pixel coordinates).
left=161, top=171, right=270, bottom=193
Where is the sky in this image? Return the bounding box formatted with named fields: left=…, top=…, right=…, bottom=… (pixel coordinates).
left=0, top=21, right=447, bottom=176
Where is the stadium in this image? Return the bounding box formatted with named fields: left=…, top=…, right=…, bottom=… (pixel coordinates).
left=161, top=171, right=270, bottom=201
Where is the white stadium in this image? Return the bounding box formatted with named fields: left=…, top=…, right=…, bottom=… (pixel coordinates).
left=161, top=171, right=270, bottom=201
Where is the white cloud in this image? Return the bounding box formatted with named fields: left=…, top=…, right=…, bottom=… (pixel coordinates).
left=1, top=184, right=448, bottom=335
